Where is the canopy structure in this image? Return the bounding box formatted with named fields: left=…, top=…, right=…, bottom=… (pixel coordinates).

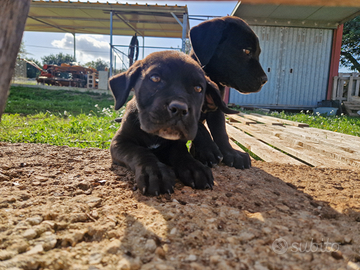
left=26, top=0, right=189, bottom=38
left=232, top=0, right=360, bottom=28
left=25, top=0, right=189, bottom=75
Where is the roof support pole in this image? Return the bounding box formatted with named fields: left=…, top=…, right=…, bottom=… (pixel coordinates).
left=110, top=11, right=113, bottom=77
left=171, top=12, right=187, bottom=53
left=327, top=24, right=343, bottom=100
left=73, top=33, right=76, bottom=62
left=181, top=13, right=188, bottom=53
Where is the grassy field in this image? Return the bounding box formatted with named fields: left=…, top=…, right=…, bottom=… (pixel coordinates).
left=1, top=86, right=121, bottom=149
left=1, top=86, right=359, bottom=151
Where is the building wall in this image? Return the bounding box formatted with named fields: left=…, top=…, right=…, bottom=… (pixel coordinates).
left=229, top=26, right=333, bottom=109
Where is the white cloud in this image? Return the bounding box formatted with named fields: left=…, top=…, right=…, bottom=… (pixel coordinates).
left=51, top=33, right=110, bottom=64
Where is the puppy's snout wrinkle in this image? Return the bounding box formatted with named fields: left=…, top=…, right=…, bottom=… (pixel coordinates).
left=168, top=101, right=189, bottom=117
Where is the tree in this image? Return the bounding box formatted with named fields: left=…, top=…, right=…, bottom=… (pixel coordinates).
left=18, top=41, right=28, bottom=59
left=341, top=15, right=360, bottom=72
left=0, top=0, right=31, bottom=121
left=26, top=58, right=42, bottom=78
left=41, top=53, right=75, bottom=66
left=84, top=58, right=109, bottom=71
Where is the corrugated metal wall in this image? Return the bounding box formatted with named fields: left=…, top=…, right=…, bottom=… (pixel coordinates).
left=229, top=26, right=333, bottom=109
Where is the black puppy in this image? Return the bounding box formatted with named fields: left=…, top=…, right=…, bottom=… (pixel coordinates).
left=109, top=51, right=236, bottom=195
left=189, top=16, right=268, bottom=169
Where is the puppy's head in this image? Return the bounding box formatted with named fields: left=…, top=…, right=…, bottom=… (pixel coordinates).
left=109, top=51, right=222, bottom=141
left=190, top=16, right=267, bottom=94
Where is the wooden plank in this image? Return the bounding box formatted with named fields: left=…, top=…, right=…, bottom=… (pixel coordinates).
left=306, top=126, right=360, bottom=143
left=227, top=114, right=257, bottom=125
left=262, top=126, right=360, bottom=167
left=238, top=113, right=284, bottom=126
left=274, top=125, right=360, bottom=154
left=332, top=76, right=339, bottom=100
left=347, top=75, right=354, bottom=102
left=250, top=113, right=309, bottom=127
left=230, top=123, right=354, bottom=168
left=226, top=124, right=303, bottom=165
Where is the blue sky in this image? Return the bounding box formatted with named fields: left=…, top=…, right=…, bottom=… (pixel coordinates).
left=22, top=1, right=238, bottom=68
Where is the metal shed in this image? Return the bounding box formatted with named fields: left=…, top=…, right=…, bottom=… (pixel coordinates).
left=229, top=2, right=360, bottom=110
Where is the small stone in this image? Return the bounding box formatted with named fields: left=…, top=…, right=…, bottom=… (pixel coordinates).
left=89, top=253, right=103, bottom=264
left=331, top=251, right=343, bottom=260
left=155, top=247, right=166, bottom=258
left=90, top=210, right=99, bottom=219
left=0, top=250, right=16, bottom=261
left=26, top=216, right=43, bottom=225
left=155, top=264, right=175, bottom=270
left=117, top=258, right=131, bottom=270
left=347, top=262, right=360, bottom=270
left=170, top=228, right=177, bottom=235
left=254, top=261, right=269, bottom=270
left=26, top=244, right=43, bottom=255
left=86, top=197, right=102, bottom=208
left=104, top=239, right=121, bottom=254
left=238, top=232, right=255, bottom=242
left=23, top=228, right=37, bottom=240
left=8, top=240, right=29, bottom=254
left=190, top=262, right=203, bottom=270
left=210, top=255, right=221, bottom=265
left=69, top=213, right=88, bottom=223
left=344, top=236, right=352, bottom=244
left=186, top=254, right=197, bottom=261
left=0, top=173, right=10, bottom=181
left=42, top=233, right=57, bottom=251
left=34, top=176, right=48, bottom=182
left=145, top=239, right=157, bottom=252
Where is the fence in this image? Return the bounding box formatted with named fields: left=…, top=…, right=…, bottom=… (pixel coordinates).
left=332, top=73, right=360, bottom=117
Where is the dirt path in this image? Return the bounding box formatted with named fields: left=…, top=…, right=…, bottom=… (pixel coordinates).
left=0, top=142, right=359, bottom=270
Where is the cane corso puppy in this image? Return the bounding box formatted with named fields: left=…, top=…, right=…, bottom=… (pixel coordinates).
left=189, top=16, right=268, bottom=169
left=109, top=51, right=237, bottom=195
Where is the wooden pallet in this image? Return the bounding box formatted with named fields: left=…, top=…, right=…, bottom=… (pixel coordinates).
left=226, top=113, right=360, bottom=169
left=344, top=101, right=360, bottom=117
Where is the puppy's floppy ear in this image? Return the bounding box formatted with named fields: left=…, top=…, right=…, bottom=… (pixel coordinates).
left=205, top=79, right=238, bottom=115
left=108, top=61, right=142, bottom=110
left=190, top=18, right=226, bottom=67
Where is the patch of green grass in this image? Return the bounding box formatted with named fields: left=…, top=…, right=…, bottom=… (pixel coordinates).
left=0, top=109, right=122, bottom=149
left=269, top=110, right=360, bottom=137
left=1, top=86, right=123, bottom=149
left=5, top=86, right=114, bottom=115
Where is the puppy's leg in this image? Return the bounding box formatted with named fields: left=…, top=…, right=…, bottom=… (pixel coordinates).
left=191, top=122, right=223, bottom=167
left=167, top=141, right=214, bottom=189
left=207, top=109, right=251, bottom=169
left=111, top=139, right=176, bottom=196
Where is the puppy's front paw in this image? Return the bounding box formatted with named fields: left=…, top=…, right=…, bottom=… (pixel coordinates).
left=174, top=159, right=214, bottom=189
left=191, top=141, right=223, bottom=168
left=222, top=149, right=251, bottom=169
left=135, top=162, right=176, bottom=196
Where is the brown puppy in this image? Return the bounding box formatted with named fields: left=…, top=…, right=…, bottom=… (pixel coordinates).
left=109, top=51, right=235, bottom=195
left=189, top=16, right=268, bottom=169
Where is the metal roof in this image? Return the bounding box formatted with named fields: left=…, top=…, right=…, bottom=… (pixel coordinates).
left=232, top=0, right=360, bottom=29
left=25, top=0, right=189, bottom=38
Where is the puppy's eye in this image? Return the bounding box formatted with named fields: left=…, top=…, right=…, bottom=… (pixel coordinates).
left=194, top=86, right=202, bottom=93
left=150, top=75, right=161, bottom=83
left=243, top=49, right=251, bottom=55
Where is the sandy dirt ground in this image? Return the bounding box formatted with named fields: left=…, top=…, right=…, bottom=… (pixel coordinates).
left=0, top=142, right=360, bottom=270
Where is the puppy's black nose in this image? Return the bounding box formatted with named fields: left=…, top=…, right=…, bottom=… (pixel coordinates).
left=261, top=75, right=268, bottom=86
left=168, top=101, right=189, bottom=117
